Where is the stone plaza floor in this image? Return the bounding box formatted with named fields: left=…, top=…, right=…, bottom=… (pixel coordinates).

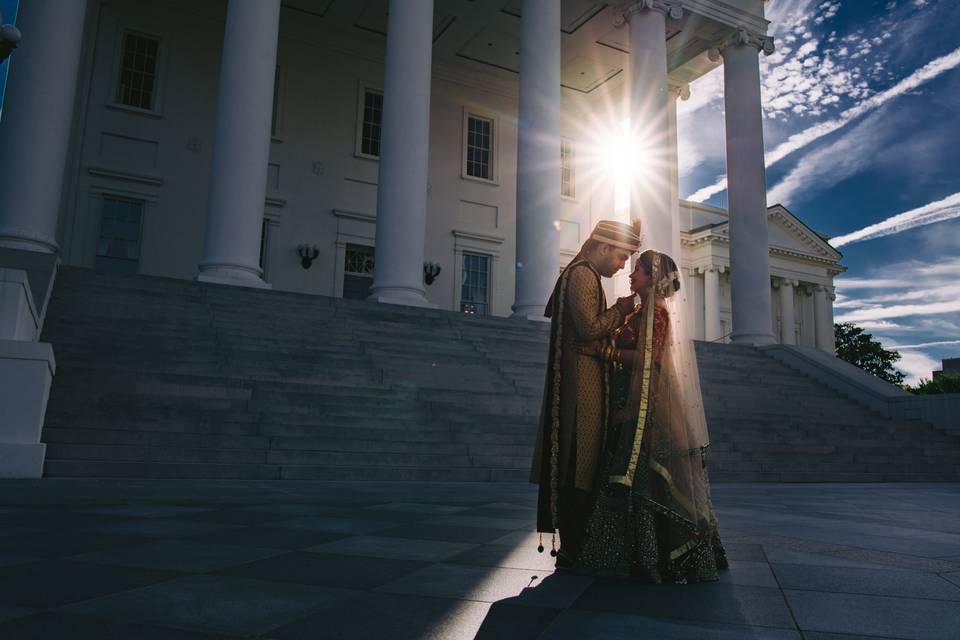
left=0, top=480, right=958, bottom=639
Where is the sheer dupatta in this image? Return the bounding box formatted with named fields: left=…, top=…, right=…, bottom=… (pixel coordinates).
left=578, top=252, right=726, bottom=582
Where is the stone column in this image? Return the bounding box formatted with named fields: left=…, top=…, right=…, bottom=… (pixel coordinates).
left=197, top=0, right=280, bottom=288
left=511, top=0, right=561, bottom=320
left=0, top=0, right=88, bottom=253
left=667, top=83, right=689, bottom=263
left=619, top=1, right=682, bottom=254
left=778, top=278, right=797, bottom=345
left=703, top=265, right=722, bottom=342
left=714, top=29, right=776, bottom=345
left=814, top=285, right=835, bottom=353
left=368, top=0, right=436, bottom=308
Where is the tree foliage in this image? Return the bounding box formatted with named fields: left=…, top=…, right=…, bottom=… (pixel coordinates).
left=834, top=322, right=906, bottom=386
left=910, top=373, right=960, bottom=395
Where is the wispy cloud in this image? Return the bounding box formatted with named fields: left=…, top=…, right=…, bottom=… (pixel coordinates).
left=836, top=300, right=960, bottom=323
left=686, top=45, right=960, bottom=202
left=830, top=191, right=960, bottom=247
left=893, top=339, right=960, bottom=349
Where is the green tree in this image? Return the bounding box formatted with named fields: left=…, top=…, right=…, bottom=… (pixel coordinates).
left=834, top=322, right=906, bottom=386
left=910, top=373, right=960, bottom=395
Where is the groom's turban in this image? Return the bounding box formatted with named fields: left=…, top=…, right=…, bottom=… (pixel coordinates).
left=589, top=220, right=642, bottom=252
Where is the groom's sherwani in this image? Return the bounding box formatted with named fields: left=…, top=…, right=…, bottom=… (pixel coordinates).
left=531, top=256, right=627, bottom=535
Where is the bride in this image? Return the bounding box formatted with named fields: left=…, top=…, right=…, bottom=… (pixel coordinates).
left=576, top=250, right=728, bottom=583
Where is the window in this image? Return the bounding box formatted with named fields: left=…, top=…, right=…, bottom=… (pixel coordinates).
left=465, top=115, right=493, bottom=180
left=95, top=196, right=144, bottom=273
left=460, top=253, right=490, bottom=315
left=116, top=32, right=160, bottom=110
left=358, top=88, right=383, bottom=158
left=343, top=244, right=375, bottom=300
left=561, top=139, right=575, bottom=199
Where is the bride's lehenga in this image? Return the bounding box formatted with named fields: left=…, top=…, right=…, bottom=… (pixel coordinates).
left=576, top=252, right=728, bottom=583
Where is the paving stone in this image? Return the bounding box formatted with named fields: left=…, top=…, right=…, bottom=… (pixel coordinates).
left=0, top=559, right=177, bottom=607
left=718, top=561, right=779, bottom=588
left=423, top=515, right=533, bottom=530
left=0, top=525, right=41, bottom=537
left=364, top=502, right=470, bottom=515
left=0, top=612, right=235, bottom=639
left=271, top=516, right=398, bottom=535
left=0, top=605, right=34, bottom=624
left=61, top=574, right=356, bottom=636
left=329, top=507, right=436, bottom=523
left=71, top=540, right=284, bottom=573
left=572, top=580, right=797, bottom=629
left=539, top=610, right=802, bottom=639
left=720, top=543, right=767, bottom=562
left=0, top=510, right=134, bottom=530
left=176, top=508, right=301, bottom=526
left=269, top=592, right=497, bottom=640
left=942, top=572, right=960, bottom=588
left=239, top=503, right=348, bottom=516
left=219, top=551, right=427, bottom=589
left=445, top=543, right=560, bottom=572
left=378, top=523, right=513, bottom=544
left=762, top=549, right=894, bottom=570
left=77, top=519, right=242, bottom=539
left=784, top=589, right=960, bottom=640
left=307, top=535, right=476, bottom=562
left=0, top=531, right=150, bottom=558
left=0, top=555, right=38, bottom=568
left=185, top=526, right=348, bottom=550
left=77, top=505, right=217, bottom=519
left=772, top=563, right=960, bottom=600
left=377, top=563, right=590, bottom=608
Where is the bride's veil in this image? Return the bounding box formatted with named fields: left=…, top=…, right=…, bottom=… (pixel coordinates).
left=615, top=251, right=722, bottom=561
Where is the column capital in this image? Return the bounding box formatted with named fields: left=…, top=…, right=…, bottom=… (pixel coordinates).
left=707, top=27, right=775, bottom=61
left=668, top=82, right=691, bottom=101
left=697, top=264, right=725, bottom=275
left=773, top=276, right=798, bottom=288
left=614, top=0, right=684, bottom=26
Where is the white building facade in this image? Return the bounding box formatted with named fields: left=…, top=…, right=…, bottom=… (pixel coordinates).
left=0, top=0, right=844, bottom=350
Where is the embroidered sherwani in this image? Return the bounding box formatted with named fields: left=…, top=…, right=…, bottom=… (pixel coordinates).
left=531, top=257, right=627, bottom=534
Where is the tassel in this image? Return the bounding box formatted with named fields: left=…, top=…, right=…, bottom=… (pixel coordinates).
left=549, top=533, right=558, bottom=557
left=537, top=533, right=544, bottom=554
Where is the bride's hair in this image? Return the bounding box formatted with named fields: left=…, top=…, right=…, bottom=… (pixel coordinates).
left=636, top=250, right=681, bottom=297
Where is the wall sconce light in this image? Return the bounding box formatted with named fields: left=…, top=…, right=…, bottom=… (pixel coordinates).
left=423, top=261, right=442, bottom=285
left=0, top=23, right=21, bottom=64
left=297, top=244, right=319, bottom=269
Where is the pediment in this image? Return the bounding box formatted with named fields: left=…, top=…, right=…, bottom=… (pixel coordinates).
left=704, top=205, right=842, bottom=263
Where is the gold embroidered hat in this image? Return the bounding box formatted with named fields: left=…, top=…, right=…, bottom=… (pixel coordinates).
left=589, top=220, right=642, bottom=252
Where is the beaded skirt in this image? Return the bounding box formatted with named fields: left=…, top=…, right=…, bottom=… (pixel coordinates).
left=575, top=445, right=728, bottom=583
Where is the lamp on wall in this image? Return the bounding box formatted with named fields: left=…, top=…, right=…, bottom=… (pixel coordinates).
left=297, top=244, right=319, bottom=269
left=0, top=21, right=21, bottom=64
left=423, top=261, right=441, bottom=285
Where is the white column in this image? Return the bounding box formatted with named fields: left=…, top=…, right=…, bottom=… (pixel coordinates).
left=778, top=278, right=797, bottom=345
left=814, top=284, right=834, bottom=353
left=197, top=0, right=280, bottom=288
left=368, top=0, right=435, bottom=308
left=511, top=0, right=561, bottom=319
left=0, top=0, right=88, bottom=253
left=716, top=30, right=776, bottom=345
left=667, top=84, right=689, bottom=263
left=703, top=265, right=722, bottom=342
left=621, top=1, right=681, bottom=254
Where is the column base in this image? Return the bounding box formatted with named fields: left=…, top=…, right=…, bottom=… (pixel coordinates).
left=510, top=305, right=550, bottom=322
left=0, top=339, right=55, bottom=479
left=731, top=332, right=777, bottom=347
left=0, top=443, right=46, bottom=478
left=0, top=234, right=59, bottom=254
left=367, top=287, right=436, bottom=309
left=196, top=267, right=271, bottom=290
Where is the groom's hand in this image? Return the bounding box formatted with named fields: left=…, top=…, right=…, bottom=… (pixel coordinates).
left=615, top=295, right=636, bottom=314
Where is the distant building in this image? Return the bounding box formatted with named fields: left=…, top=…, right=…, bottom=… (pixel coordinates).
left=933, top=358, right=960, bottom=380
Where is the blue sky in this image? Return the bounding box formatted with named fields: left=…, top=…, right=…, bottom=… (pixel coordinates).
left=677, top=0, right=960, bottom=383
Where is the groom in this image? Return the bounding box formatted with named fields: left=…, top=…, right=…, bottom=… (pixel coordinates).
left=531, top=220, right=641, bottom=564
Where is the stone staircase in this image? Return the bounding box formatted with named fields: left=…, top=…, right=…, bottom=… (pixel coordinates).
left=37, top=266, right=960, bottom=482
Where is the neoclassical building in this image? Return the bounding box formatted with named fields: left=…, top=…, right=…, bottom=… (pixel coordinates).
left=0, top=0, right=843, bottom=405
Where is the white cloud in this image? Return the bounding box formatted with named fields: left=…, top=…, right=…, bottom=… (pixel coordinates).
left=836, top=301, right=960, bottom=323
left=893, top=339, right=960, bottom=349
left=830, top=191, right=960, bottom=247
left=686, top=45, right=960, bottom=202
